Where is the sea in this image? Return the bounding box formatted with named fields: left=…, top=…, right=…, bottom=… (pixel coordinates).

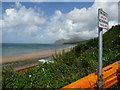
left=1, top=43, right=74, bottom=58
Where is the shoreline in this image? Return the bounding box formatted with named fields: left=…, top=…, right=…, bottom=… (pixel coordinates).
left=1, top=47, right=72, bottom=64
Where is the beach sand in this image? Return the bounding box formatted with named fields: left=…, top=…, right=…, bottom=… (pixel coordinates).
left=1, top=48, right=72, bottom=64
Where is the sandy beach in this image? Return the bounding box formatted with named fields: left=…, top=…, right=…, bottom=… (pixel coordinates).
left=1, top=48, right=72, bottom=64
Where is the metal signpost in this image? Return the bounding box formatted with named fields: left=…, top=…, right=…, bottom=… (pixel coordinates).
left=98, top=8, right=108, bottom=89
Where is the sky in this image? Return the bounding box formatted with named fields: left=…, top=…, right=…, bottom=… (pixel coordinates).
left=1, top=0, right=119, bottom=43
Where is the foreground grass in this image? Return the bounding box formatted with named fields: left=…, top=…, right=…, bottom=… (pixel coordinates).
left=2, top=25, right=120, bottom=88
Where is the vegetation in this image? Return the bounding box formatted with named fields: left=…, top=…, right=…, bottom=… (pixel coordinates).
left=2, top=25, right=120, bottom=88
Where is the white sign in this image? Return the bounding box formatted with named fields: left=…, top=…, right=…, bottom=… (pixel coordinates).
left=98, top=9, right=109, bottom=30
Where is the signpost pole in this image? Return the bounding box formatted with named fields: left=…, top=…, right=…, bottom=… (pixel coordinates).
left=98, top=27, right=103, bottom=89
left=98, top=8, right=103, bottom=89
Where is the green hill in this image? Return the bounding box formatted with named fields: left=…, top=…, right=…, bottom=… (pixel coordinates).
left=2, top=25, right=120, bottom=88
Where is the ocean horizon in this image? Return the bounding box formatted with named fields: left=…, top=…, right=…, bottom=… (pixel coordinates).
left=1, top=43, right=73, bottom=58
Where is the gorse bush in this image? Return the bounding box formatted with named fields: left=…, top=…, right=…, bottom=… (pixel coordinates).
left=2, top=25, right=120, bottom=88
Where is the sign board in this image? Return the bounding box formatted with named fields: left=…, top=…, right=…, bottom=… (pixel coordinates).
left=98, top=9, right=109, bottom=30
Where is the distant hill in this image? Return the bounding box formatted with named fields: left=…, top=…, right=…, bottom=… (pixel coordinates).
left=55, top=37, right=86, bottom=44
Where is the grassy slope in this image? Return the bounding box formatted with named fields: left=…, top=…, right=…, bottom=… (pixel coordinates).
left=2, top=25, right=120, bottom=88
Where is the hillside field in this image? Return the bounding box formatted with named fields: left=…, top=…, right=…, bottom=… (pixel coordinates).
left=2, top=25, right=120, bottom=88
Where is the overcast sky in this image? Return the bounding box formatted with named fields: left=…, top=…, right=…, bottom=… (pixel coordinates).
left=1, top=0, right=118, bottom=43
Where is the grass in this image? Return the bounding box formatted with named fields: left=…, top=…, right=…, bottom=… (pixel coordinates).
left=2, top=25, right=120, bottom=88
